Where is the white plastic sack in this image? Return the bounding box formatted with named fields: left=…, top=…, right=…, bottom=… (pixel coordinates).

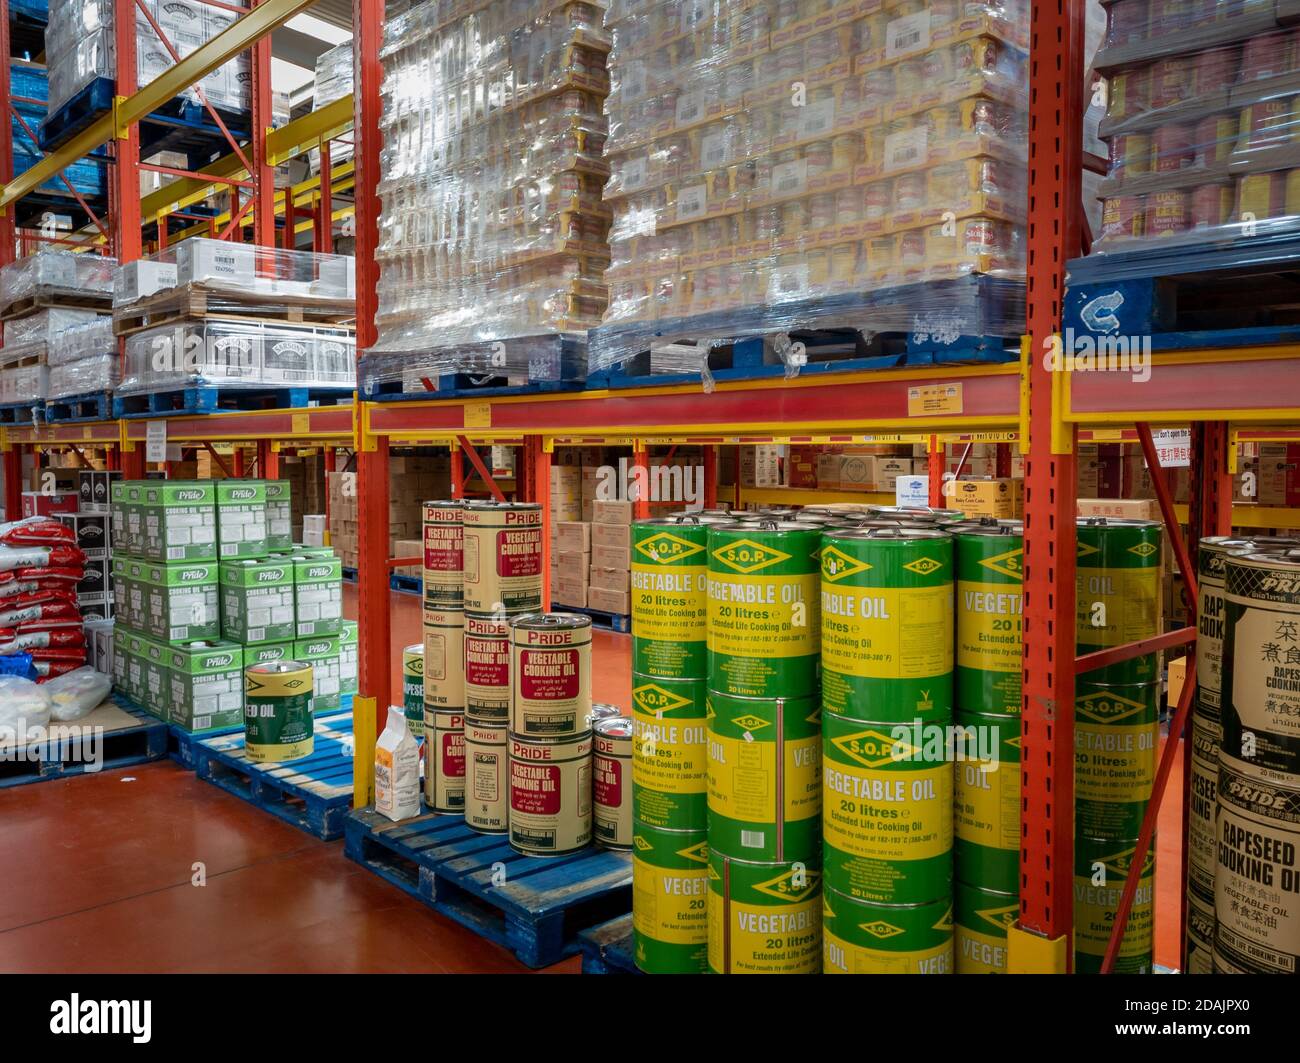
left=0, top=674, right=52, bottom=740
left=44, top=666, right=111, bottom=722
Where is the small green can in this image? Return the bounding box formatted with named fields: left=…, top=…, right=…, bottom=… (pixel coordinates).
left=1073, top=835, right=1154, bottom=974
left=244, top=661, right=315, bottom=763
left=1074, top=679, right=1159, bottom=840
left=1075, top=518, right=1161, bottom=684
left=824, top=886, right=953, bottom=974
left=631, top=821, right=710, bottom=974
left=953, top=520, right=1023, bottom=715
left=953, top=708, right=1021, bottom=894
left=632, top=517, right=711, bottom=680
left=631, top=673, right=708, bottom=832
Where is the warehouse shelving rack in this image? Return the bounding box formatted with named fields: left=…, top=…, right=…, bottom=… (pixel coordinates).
left=0, top=0, right=1292, bottom=974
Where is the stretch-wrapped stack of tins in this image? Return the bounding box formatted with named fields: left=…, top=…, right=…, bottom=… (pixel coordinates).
left=950, top=519, right=1023, bottom=973
left=1073, top=517, right=1162, bottom=974
left=820, top=524, right=955, bottom=974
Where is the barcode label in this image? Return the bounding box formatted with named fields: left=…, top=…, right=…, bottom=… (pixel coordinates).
left=800, top=98, right=835, bottom=138
left=885, top=12, right=931, bottom=59
left=884, top=126, right=928, bottom=172
left=741, top=829, right=766, bottom=850
left=700, top=130, right=728, bottom=167
left=675, top=91, right=704, bottom=126
left=772, top=159, right=808, bottom=196
left=623, top=156, right=647, bottom=189
left=676, top=183, right=709, bottom=221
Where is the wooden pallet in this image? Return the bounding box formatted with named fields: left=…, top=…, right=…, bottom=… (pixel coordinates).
left=577, top=914, right=640, bottom=974
left=344, top=807, right=633, bottom=968
left=0, top=696, right=168, bottom=789
left=114, top=287, right=356, bottom=337
left=0, top=291, right=112, bottom=321
left=551, top=603, right=631, bottom=634
left=0, top=401, right=42, bottom=426
left=193, top=711, right=355, bottom=840
left=43, top=391, right=113, bottom=423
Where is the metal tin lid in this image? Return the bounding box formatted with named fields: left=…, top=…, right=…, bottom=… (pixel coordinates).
left=246, top=661, right=306, bottom=674
left=423, top=499, right=466, bottom=509
left=589, top=703, right=622, bottom=721
left=868, top=505, right=965, bottom=521
left=951, top=518, right=1024, bottom=537
left=403, top=644, right=424, bottom=654
left=1228, top=547, right=1300, bottom=569
left=464, top=500, right=541, bottom=511
left=509, top=612, right=593, bottom=632
left=1202, top=535, right=1300, bottom=555
left=594, top=715, right=634, bottom=740
left=825, top=526, right=952, bottom=541
left=712, top=519, right=818, bottom=534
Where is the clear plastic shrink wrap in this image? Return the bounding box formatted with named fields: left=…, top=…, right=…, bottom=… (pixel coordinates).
left=1090, top=0, right=1300, bottom=255
left=362, top=0, right=613, bottom=390
left=0, top=250, right=116, bottom=311
left=589, top=0, right=1031, bottom=373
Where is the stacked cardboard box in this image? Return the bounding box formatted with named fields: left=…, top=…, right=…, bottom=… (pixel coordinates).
left=949, top=478, right=1024, bottom=519
left=818, top=451, right=925, bottom=492
left=392, top=540, right=423, bottom=579
left=388, top=455, right=451, bottom=556
left=552, top=520, right=591, bottom=608
left=551, top=462, right=582, bottom=522
left=327, top=471, right=358, bottom=569
left=280, top=452, right=325, bottom=542
left=588, top=500, right=632, bottom=616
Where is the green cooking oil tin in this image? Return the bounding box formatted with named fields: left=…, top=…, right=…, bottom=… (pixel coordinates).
left=706, top=689, right=821, bottom=861
left=1075, top=518, right=1161, bottom=684
left=953, top=520, right=1023, bottom=715
left=631, top=822, right=709, bottom=974
left=632, top=674, right=709, bottom=832
left=631, top=517, right=710, bottom=680
left=1073, top=835, right=1154, bottom=974
left=867, top=505, right=965, bottom=524
left=953, top=709, right=1021, bottom=894
left=823, top=886, right=953, bottom=974
left=706, top=521, right=821, bottom=699
left=402, top=644, right=425, bottom=738
left=707, top=850, right=823, bottom=974
left=822, top=710, right=953, bottom=904
left=954, top=879, right=1018, bottom=974
left=1074, top=679, right=1159, bottom=839
left=820, top=527, right=953, bottom=723
left=244, top=660, right=315, bottom=763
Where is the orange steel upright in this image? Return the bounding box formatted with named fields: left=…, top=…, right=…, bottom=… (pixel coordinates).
left=250, top=2, right=276, bottom=248
left=1015, top=0, right=1085, bottom=969
left=0, top=1, right=18, bottom=518
left=115, top=0, right=147, bottom=480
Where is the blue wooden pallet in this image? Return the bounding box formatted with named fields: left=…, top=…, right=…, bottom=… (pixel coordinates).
left=343, top=806, right=633, bottom=968
left=114, top=385, right=354, bottom=419
left=168, top=693, right=354, bottom=770
left=43, top=391, right=113, bottom=423
left=551, top=604, right=631, bottom=633
left=364, top=376, right=582, bottom=401
left=0, top=401, right=42, bottom=425
left=0, top=694, right=167, bottom=789
left=359, top=334, right=588, bottom=401
left=578, top=914, right=640, bottom=974
left=390, top=573, right=422, bottom=595
left=193, top=710, right=355, bottom=840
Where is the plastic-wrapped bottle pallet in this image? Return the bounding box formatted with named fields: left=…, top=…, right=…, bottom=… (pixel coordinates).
left=359, top=0, right=613, bottom=393
left=311, top=42, right=356, bottom=169
left=590, top=0, right=1030, bottom=375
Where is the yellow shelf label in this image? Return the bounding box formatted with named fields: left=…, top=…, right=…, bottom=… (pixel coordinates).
left=908, top=382, right=964, bottom=417
left=291, top=412, right=311, bottom=436
left=464, top=402, right=492, bottom=429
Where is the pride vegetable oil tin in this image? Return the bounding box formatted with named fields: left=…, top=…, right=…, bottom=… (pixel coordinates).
left=1075, top=518, right=1161, bottom=684
left=593, top=716, right=633, bottom=850
left=424, top=710, right=465, bottom=813
left=954, top=879, right=1017, bottom=974
left=707, top=851, right=822, bottom=974
left=464, top=613, right=511, bottom=720
left=1074, top=680, right=1159, bottom=839
left=824, top=887, right=953, bottom=974
left=632, top=674, right=709, bottom=831
left=402, top=644, right=425, bottom=737
left=422, top=608, right=465, bottom=711
left=1221, top=548, right=1300, bottom=780
left=706, top=689, right=821, bottom=861
left=822, top=710, right=953, bottom=904
left=953, top=709, right=1020, bottom=893
left=632, top=822, right=709, bottom=974
left=509, top=730, right=593, bottom=856
left=509, top=613, right=592, bottom=736
left=422, top=500, right=465, bottom=610
left=461, top=501, right=543, bottom=614
left=1213, top=762, right=1300, bottom=975
left=464, top=716, right=509, bottom=834
left=632, top=517, right=710, bottom=680
left=706, top=521, right=821, bottom=698
left=1187, top=714, right=1222, bottom=903
left=1073, top=836, right=1154, bottom=974
left=953, top=520, right=1023, bottom=715
left=820, top=527, right=953, bottom=723
left=1185, top=887, right=1216, bottom=974
left=244, top=661, right=314, bottom=763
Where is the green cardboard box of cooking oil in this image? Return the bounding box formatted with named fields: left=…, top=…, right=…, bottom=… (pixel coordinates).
left=138, top=480, right=217, bottom=563
left=338, top=620, right=357, bottom=699
left=123, top=631, right=146, bottom=704
left=293, top=633, right=341, bottom=713
left=110, top=481, right=140, bottom=556
left=264, top=480, right=293, bottom=551
left=215, top=481, right=269, bottom=559
left=220, top=558, right=295, bottom=643
left=292, top=553, right=342, bottom=637
left=242, top=641, right=295, bottom=668
left=168, top=640, right=245, bottom=732
left=138, top=634, right=171, bottom=719
left=111, top=628, right=131, bottom=700
left=142, top=560, right=219, bottom=643
left=111, top=557, right=137, bottom=631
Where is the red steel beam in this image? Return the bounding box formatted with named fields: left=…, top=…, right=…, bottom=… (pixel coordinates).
left=1075, top=626, right=1195, bottom=673
left=457, top=437, right=507, bottom=503
left=202, top=442, right=236, bottom=479
left=250, top=1, right=275, bottom=248
left=703, top=445, right=717, bottom=509
left=450, top=446, right=465, bottom=499
left=1136, top=423, right=1198, bottom=602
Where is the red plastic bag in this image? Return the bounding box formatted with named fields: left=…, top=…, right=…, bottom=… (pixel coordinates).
left=0, top=518, right=75, bottom=546
left=0, top=599, right=81, bottom=629
left=0, top=626, right=86, bottom=653
left=0, top=544, right=86, bottom=572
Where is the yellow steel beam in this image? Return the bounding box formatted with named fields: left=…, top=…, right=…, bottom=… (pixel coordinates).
left=1, top=0, right=319, bottom=211
left=167, top=172, right=355, bottom=242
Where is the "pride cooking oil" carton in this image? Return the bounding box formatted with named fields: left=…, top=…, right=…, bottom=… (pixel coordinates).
left=168, top=639, right=245, bottom=732
left=219, top=557, right=295, bottom=643
left=215, top=480, right=269, bottom=559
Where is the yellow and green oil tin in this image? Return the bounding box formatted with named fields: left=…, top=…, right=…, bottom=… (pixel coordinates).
left=1073, top=835, right=1154, bottom=974
left=953, top=708, right=1020, bottom=894
left=402, top=643, right=425, bottom=738
left=706, top=689, right=821, bottom=861
left=632, top=674, right=708, bottom=832
left=953, top=520, right=1023, bottom=715
left=707, top=850, right=823, bottom=974
left=823, top=886, right=953, bottom=974
left=1075, top=518, right=1162, bottom=684
left=632, top=517, right=711, bottom=681
left=954, top=879, right=1017, bottom=974
left=820, top=527, right=953, bottom=723
left=244, top=660, right=315, bottom=763
left=1074, top=679, right=1159, bottom=839
left=632, top=822, right=709, bottom=974
left=706, top=521, right=821, bottom=698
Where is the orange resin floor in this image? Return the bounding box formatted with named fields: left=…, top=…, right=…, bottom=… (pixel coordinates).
left=0, top=585, right=1179, bottom=973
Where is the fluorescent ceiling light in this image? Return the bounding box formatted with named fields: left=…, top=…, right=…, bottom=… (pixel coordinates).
left=272, top=57, right=316, bottom=93
left=287, top=13, right=352, bottom=46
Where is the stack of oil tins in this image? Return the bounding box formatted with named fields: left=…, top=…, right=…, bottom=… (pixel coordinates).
left=1073, top=518, right=1162, bottom=973
left=1211, top=540, right=1300, bottom=975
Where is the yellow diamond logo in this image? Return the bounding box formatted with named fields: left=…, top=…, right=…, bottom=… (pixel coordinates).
left=823, top=894, right=835, bottom=919
left=707, top=863, right=722, bottom=880
left=1075, top=689, right=1149, bottom=724
left=1091, top=844, right=1153, bottom=879
left=831, top=727, right=917, bottom=768
left=1005, top=735, right=1023, bottom=751
left=805, top=706, right=822, bottom=726
left=903, top=555, right=944, bottom=576
left=633, top=834, right=652, bottom=852
left=635, top=531, right=705, bottom=564
left=1077, top=541, right=1100, bottom=558
left=860, top=920, right=905, bottom=940
left=633, top=682, right=691, bottom=715
left=753, top=866, right=820, bottom=903
left=712, top=538, right=791, bottom=573
left=821, top=545, right=871, bottom=582
left=933, top=905, right=954, bottom=933
left=1128, top=542, right=1157, bottom=559
left=731, top=713, right=769, bottom=732
left=977, top=903, right=1019, bottom=933
left=979, top=546, right=1023, bottom=579
left=677, top=840, right=709, bottom=863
